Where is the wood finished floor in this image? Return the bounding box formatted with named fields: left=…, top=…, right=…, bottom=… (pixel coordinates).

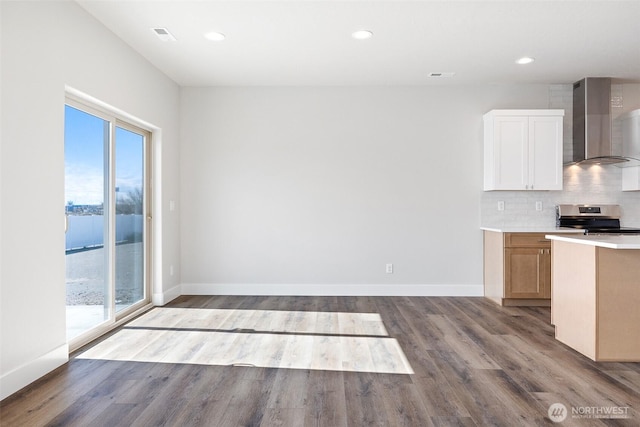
left=1, top=296, right=639, bottom=426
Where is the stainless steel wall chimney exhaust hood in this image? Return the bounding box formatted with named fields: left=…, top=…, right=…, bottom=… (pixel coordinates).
left=571, top=77, right=627, bottom=165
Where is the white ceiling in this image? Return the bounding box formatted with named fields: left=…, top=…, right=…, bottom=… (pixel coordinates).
left=76, top=0, right=640, bottom=87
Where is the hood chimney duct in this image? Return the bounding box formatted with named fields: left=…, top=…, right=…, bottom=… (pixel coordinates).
left=572, top=77, right=627, bottom=164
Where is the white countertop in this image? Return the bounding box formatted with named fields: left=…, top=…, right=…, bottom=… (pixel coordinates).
left=481, top=226, right=584, bottom=234
left=545, top=234, right=640, bottom=249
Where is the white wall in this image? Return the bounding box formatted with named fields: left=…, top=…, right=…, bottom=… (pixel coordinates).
left=180, top=85, right=552, bottom=295
left=0, top=1, right=180, bottom=400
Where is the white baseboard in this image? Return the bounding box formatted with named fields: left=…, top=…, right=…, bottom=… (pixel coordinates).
left=152, top=283, right=182, bottom=306
left=0, top=343, right=69, bottom=401
left=180, top=283, right=483, bottom=297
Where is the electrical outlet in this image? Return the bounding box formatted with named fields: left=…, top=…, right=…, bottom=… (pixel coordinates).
left=498, top=201, right=505, bottom=211
left=386, top=263, right=393, bottom=274
left=535, top=201, right=543, bottom=211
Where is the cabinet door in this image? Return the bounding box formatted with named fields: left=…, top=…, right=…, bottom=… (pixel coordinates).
left=622, top=166, right=640, bottom=191
left=491, top=116, right=528, bottom=190
left=529, top=116, right=563, bottom=190
left=505, top=247, right=548, bottom=298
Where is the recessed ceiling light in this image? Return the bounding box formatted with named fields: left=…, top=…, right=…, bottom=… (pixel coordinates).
left=151, top=28, right=176, bottom=42
left=352, top=30, right=373, bottom=40
left=204, top=31, right=226, bottom=41
left=516, top=57, right=535, bottom=65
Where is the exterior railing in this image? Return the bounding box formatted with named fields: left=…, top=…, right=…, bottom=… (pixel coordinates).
left=65, top=214, right=143, bottom=252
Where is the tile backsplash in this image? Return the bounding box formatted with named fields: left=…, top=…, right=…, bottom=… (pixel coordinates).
left=481, top=83, right=640, bottom=228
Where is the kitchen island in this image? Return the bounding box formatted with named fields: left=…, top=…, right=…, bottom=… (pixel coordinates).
left=546, top=234, right=640, bottom=362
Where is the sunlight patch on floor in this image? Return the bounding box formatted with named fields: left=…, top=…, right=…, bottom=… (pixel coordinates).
left=76, top=307, right=414, bottom=375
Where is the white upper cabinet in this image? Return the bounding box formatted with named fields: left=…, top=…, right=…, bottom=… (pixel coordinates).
left=484, top=109, right=564, bottom=191
left=622, top=167, right=640, bottom=191
left=621, top=110, right=640, bottom=191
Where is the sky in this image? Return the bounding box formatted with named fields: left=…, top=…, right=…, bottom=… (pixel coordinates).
left=64, top=105, right=144, bottom=206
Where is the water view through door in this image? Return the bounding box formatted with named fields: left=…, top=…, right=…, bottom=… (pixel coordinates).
left=65, top=101, right=149, bottom=343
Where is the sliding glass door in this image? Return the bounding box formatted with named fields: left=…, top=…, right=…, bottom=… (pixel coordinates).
left=114, top=125, right=147, bottom=313
left=64, top=105, right=110, bottom=340
left=64, top=99, right=151, bottom=344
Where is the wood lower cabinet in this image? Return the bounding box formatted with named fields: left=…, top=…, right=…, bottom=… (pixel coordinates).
left=505, top=247, right=551, bottom=299
left=484, top=231, right=551, bottom=306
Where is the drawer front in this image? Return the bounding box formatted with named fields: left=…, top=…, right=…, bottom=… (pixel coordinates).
left=504, top=233, right=551, bottom=248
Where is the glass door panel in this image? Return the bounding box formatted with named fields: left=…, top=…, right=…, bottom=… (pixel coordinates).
left=114, top=126, right=146, bottom=313
left=65, top=99, right=151, bottom=346
left=64, top=105, right=111, bottom=340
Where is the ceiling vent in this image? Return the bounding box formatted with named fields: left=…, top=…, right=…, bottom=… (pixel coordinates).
left=151, top=28, right=177, bottom=42
left=428, top=72, right=456, bottom=78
